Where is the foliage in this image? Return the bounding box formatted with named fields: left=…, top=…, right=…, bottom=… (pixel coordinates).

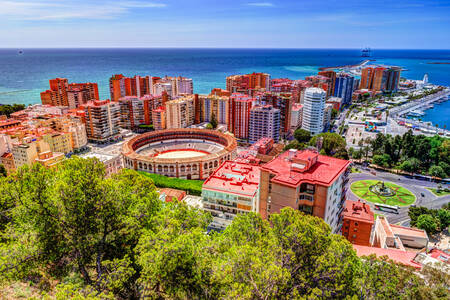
left=0, top=164, right=6, bottom=177
left=0, top=159, right=448, bottom=299
left=210, top=112, right=218, bottom=129
left=283, top=140, right=306, bottom=151
left=309, top=132, right=347, bottom=159
left=205, top=123, right=213, bottom=129
left=370, top=131, right=449, bottom=176
left=331, top=108, right=338, bottom=119
left=139, top=171, right=203, bottom=196
left=409, top=205, right=450, bottom=232
left=0, top=104, right=26, bottom=117
left=293, top=128, right=311, bottom=143
left=428, top=165, right=446, bottom=178
left=372, top=154, right=392, bottom=168
left=416, top=214, right=438, bottom=235
left=0, top=158, right=161, bottom=298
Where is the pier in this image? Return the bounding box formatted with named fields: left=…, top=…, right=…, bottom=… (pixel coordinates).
left=389, top=89, right=450, bottom=136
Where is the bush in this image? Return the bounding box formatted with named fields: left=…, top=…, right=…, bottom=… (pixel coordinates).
left=139, top=172, right=203, bottom=196
left=416, top=214, right=438, bottom=235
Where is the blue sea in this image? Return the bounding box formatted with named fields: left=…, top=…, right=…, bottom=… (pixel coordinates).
left=0, top=48, right=449, bottom=126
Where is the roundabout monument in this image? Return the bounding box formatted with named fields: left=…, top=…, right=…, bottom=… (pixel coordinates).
left=350, top=180, right=416, bottom=206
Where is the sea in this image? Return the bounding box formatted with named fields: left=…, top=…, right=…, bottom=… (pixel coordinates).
left=0, top=48, right=449, bottom=127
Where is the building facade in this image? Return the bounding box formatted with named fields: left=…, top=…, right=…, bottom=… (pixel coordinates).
left=341, top=200, right=375, bottom=246
left=301, top=87, right=326, bottom=135
left=81, top=100, right=121, bottom=143
left=227, top=93, right=254, bottom=141
left=259, top=149, right=350, bottom=233
left=249, top=105, right=280, bottom=144
left=202, top=161, right=260, bottom=230
left=333, top=73, right=354, bottom=106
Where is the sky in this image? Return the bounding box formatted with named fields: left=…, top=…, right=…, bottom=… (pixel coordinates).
left=1, top=0, right=450, bottom=49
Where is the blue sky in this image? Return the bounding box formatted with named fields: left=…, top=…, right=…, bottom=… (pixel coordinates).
left=1, top=0, right=450, bottom=48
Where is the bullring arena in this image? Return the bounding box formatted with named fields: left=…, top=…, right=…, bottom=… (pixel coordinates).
left=122, top=128, right=237, bottom=180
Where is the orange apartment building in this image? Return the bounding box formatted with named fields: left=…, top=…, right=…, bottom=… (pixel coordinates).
left=41, top=78, right=99, bottom=108
left=226, top=72, right=270, bottom=94
left=317, top=70, right=337, bottom=96
left=259, top=149, right=351, bottom=233
left=109, top=74, right=152, bottom=101
left=341, top=200, right=375, bottom=246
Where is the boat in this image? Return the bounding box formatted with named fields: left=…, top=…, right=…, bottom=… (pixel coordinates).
left=407, top=110, right=425, bottom=117
left=18, top=49, right=24, bottom=55
left=361, top=48, right=371, bottom=57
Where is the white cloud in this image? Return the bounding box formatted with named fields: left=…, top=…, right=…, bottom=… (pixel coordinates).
left=247, top=2, right=274, bottom=7
left=0, top=0, right=166, bottom=20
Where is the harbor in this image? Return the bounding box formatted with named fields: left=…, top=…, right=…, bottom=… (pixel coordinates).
left=390, top=90, right=450, bottom=136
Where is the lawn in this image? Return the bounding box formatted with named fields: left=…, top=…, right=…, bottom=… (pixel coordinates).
left=139, top=172, right=204, bottom=196
left=426, top=188, right=450, bottom=197
left=350, top=180, right=416, bottom=206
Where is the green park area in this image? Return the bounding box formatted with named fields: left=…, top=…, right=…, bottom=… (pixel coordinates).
left=350, top=180, right=416, bottom=206
left=139, top=171, right=204, bottom=196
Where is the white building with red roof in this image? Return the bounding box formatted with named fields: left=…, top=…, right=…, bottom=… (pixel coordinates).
left=202, top=161, right=260, bottom=230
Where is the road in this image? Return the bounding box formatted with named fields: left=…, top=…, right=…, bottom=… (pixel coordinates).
left=346, top=168, right=449, bottom=225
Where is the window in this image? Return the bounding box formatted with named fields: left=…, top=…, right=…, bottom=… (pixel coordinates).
left=354, top=222, right=358, bottom=226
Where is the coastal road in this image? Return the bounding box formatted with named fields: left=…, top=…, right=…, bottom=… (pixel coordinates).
left=346, top=168, right=449, bottom=225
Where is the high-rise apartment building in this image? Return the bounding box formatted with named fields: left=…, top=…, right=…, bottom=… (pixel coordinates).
left=305, top=75, right=332, bottom=97
left=41, top=78, right=99, bottom=107
left=165, top=96, right=196, bottom=129
left=301, top=88, right=326, bottom=135
left=227, top=93, right=254, bottom=140
left=359, top=66, right=401, bottom=93
left=254, top=92, right=292, bottom=134
left=152, top=107, right=166, bottom=130
left=249, top=105, right=280, bottom=144
left=290, top=104, right=303, bottom=130
left=109, top=74, right=152, bottom=101
left=318, top=70, right=336, bottom=96
left=259, top=149, right=351, bottom=233
left=201, top=95, right=229, bottom=124
left=202, top=161, right=261, bottom=230
left=333, top=73, right=354, bottom=106
left=80, top=100, right=121, bottom=143
left=226, top=72, right=270, bottom=94
left=118, top=96, right=152, bottom=130
left=152, top=76, right=194, bottom=98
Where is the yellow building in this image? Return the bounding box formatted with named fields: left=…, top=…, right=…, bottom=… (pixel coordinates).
left=12, top=142, right=39, bottom=169
left=43, top=132, right=73, bottom=154
left=165, top=96, right=196, bottom=129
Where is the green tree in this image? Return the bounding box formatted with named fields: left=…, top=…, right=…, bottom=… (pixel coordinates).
left=437, top=209, right=450, bottom=229
left=210, top=112, right=218, bottom=129
left=293, top=128, right=311, bottom=143
left=136, top=202, right=215, bottom=299
left=0, top=164, right=6, bottom=177
left=373, top=154, right=392, bottom=168
left=399, top=158, right=420, bottom=173
left=309, top=132, right=346, bottom=155
left=428, top=165, right=446, bottom=179
left=283, top=140, right=306, bottom=151
left=0, top=103, right=26, bottom=117
left=0, top=158, right=161, bottom=297
left=331, top=108, right=338, bottom=119
left=416, top=214, right=438, bottom=235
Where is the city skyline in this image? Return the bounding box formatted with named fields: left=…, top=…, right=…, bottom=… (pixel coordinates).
left=1, top=0, right=450, bottom=49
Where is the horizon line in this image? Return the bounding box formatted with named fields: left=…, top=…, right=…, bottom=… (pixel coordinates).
left=1, top=47, right=450, bottom=51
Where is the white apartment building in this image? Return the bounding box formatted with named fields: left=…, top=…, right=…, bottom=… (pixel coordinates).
left=301, top=87, right=326, bottom=135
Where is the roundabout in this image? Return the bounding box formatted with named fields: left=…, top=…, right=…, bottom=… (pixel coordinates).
left=350, top=180, right=416, bottom=206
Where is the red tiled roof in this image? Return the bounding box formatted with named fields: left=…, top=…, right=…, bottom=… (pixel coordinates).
left=261, top=149, right=350, bottom=187
left=353, top=245, right=422, bottom=269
